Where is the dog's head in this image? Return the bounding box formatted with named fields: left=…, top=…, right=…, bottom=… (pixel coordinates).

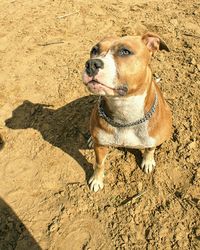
left=83, top=32, right=169, bottom=97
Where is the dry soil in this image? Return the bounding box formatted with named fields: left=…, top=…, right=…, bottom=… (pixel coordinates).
left=0, top=0, right=200, bottom=249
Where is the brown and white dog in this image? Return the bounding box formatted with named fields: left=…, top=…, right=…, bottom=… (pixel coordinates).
left=82, top=32, right=172, bottom=192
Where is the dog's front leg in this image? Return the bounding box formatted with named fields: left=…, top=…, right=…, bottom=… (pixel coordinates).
left=89, top=144, right=108, bottom=192
left=141, top=147, right=156, bottom=173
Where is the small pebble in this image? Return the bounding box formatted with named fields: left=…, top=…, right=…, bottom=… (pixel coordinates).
left=191, top=58, right=197, bottom=65
left=188, top=141, right=196, bottom=149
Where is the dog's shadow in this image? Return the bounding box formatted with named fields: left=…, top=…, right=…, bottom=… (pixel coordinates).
left=6, top=95, right=144, bottom=181
left=5, top=96, right=97, bottom=181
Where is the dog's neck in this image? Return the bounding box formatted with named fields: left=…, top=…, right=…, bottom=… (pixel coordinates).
left=103, top=93, right=147, bottom=124
left=102, top=68, right=155, bottom=125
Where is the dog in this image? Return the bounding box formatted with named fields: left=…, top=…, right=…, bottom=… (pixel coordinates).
left=82, top=32, right=172, bottom=192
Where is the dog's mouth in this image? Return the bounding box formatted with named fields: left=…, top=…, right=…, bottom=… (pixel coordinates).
left=88, top=79, right=114, bottom=90
left=86, top=79, right=128, bottom=96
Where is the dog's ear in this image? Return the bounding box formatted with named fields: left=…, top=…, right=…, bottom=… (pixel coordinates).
left=142, top=32, right=170, bottom=53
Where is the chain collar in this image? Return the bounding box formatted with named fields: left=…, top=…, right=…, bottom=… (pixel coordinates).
left=98, top=94, right=158, bottom=128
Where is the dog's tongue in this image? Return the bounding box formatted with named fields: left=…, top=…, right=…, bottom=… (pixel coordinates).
left=116, top=85, right=128, bottom=96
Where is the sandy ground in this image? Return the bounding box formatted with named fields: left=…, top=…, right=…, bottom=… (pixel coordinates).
left=0, top=0, right=200, bottom=249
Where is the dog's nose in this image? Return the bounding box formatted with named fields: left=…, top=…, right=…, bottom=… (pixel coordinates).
left=85, top=59, right=104, bottom=77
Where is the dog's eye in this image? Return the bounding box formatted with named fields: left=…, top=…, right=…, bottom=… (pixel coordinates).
left=118, top=48, right=132, bottom=57
left=90, top=45, right=99, bottom=56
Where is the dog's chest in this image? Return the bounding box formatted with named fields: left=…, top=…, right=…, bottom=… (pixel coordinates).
left=97, top=123, right=155, bottom=149
left=96, top=93, right=156, bottom=148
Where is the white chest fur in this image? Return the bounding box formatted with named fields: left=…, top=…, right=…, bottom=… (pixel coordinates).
left=97, top=92, right=156, bottom=149
left=97, top=123, right=155, bottom=149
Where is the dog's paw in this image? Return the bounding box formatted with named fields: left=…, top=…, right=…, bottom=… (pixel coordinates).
left=88, top=174, right=104, bottom=192
left=87, top=136, right=94, bottom=149
left=141, top=158, right=156, bottom=173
